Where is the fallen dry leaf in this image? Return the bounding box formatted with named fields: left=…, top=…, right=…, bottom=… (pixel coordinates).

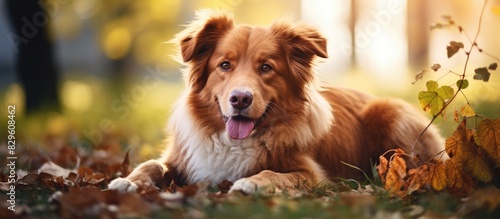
left=376, top=156, right=389, bottom=184
left=406, top=163, right=433, bottom=194
left=53, top=186, right=152, bottom=218
left=384, top=155, right=407, bottom=195
left=445, top=120, right=494, bottom=182
left=430, top=161, right=447, bottom=191
left=474, top=119, right=500, bottom=164
left=38, top=161, right=77, bottom=178
left=445, top=120, right=472, bottom=158
left=445, top=159, right=477, bottom=197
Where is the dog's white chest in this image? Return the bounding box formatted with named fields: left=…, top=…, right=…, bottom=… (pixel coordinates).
left=183, top=134, right=259, bottom=185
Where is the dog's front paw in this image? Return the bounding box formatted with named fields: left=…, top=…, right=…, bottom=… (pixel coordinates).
left=108, top=178, right=139, bottom=192
left=229, top=178, right=259, bottom=194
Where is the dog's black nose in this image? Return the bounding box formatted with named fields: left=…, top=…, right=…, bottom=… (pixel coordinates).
left=229, top=90, right=253, bottom=110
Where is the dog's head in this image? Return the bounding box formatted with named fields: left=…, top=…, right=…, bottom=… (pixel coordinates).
left=176, top=10, right=327, bottom=140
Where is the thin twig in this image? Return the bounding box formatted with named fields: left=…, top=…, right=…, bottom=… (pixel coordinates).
left=480, top=50, right=500, bottom=63
left=461, top=29, right=473, bottom=45
left=459, top=90, right=471, bottom=105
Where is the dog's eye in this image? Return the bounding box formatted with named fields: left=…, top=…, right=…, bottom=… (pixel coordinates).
left=220, top=61, right=231, bottom=70
left=260, top=64, right=272, bottom=73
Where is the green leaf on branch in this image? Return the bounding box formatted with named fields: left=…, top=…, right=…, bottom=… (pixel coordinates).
left=437, top=85, right=454, bottom=99
left=447, top=41, right=464, bottom=58
left=488, top=63, right=497, bottom=70
left=426, top=80, right=439, bottom=91
left=460, top=104, right=475, bottom=117
left=418, top=80, right=454, bottom=116
left=473, top=67, right=491, bottom=82
left=456, top=79, right=469, bottom=89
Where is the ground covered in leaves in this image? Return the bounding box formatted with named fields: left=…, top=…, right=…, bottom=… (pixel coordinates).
left=1, top=140, right=500, bottom=219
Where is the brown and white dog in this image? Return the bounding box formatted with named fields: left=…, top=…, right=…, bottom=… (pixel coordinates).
left=108, top=11, right=445, bottom=194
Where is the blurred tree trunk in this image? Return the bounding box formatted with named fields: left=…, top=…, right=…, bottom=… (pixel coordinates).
left=407, top=0, right=429, bottom=70
left=6, top=0, right=61, bottom=114
left=349, top=0, right=357, bottom=68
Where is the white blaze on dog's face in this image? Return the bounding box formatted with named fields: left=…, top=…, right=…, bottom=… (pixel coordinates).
left=178, top=11, right=328, bottom=140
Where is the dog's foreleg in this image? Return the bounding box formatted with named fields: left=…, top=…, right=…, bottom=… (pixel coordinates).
left=108, top=159, right=167, bottom=192
left=229, top=156, right=327, bottom=195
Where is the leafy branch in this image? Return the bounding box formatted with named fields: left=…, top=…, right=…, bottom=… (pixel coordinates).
left=411, top=0, right=496, bottom=153
left=378, top=0, right=500, bottom=198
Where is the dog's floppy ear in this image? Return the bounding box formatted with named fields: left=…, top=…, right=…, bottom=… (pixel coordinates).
left=174, top=10, right=234, bottom=91
left=271, top=21, right=327, bottom=92
left=296, top=26, right=328, bottom=58
left=271, top=21, right=328, bottom=60
left=177, top=10, right=234, bottom=62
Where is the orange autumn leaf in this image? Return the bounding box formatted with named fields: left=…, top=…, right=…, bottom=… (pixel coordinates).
left=445, top=159, right=476, bottom=197
left=431, top=161, right=447, bottom=191
left=445, top=120, right=472, bottom=158
left=462, top=144, right=493, bottom=182
left=384, top=155, right=407, bottom=194
left=377, top=156, right=389, bottom=184
left=391, top=155, right=407, bottom=179
left=446, top=120, right=494, bottom=182
left=406, top=163, right=433, bottom=194
left=474, top=119, right=500, bottom=164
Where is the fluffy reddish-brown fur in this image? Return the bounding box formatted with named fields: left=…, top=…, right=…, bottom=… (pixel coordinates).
left=108, top=11, right=445, bottom=194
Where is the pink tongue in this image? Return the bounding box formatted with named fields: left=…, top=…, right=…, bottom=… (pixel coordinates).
left=226, top=117, right=255, bottom=140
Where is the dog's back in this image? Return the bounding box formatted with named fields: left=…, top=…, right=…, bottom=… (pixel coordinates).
left=311, top=87, right=445, bottom=180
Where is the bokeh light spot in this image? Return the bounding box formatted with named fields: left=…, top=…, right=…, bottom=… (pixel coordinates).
left=62, top=81, right=93, bottom=112
left=101, top=25, right=131, bottom=60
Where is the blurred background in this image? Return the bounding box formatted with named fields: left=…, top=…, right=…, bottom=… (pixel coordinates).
left=1, top=0, right=499, bottom=160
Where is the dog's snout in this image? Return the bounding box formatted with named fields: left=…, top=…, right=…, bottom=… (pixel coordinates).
left=229, top=90, right=253, bottom=110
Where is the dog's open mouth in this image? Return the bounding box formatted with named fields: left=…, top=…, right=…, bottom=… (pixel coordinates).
left=217, top=98, right=269, bottom=140
left=225, top=115, right=255, bottom=140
